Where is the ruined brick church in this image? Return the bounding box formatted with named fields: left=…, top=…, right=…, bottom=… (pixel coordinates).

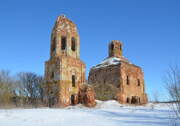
left=88, top=41, right=148, bottom=104
left=44, top=15, right=95, bottom=107
left=45, top=15, right=148, bottom=107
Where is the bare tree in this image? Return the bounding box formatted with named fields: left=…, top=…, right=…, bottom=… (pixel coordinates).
left=17, top=72, right=45, bottom=107
left=42, top=82, right=59, bottom=107
left=153, top=90, right=159, bottom=103
left=164, top=65, right=180, bottom=118
left=0, top=70, right=46, bottom=108
left=0, top=70, right=15, bottom=107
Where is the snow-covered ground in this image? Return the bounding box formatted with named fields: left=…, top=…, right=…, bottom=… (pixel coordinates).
left=0, top=100, right=179, bottom=126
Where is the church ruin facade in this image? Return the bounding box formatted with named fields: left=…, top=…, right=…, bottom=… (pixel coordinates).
left=88, top=40, right=148, bottom=104
left=44, top=15, right=95, bottom=107
left=44, top=15, right=147, bottom=107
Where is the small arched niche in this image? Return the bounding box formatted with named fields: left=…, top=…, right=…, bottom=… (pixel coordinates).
left=137, top=79, right=141, bottom=86
left=126, top=75, right=129, bottom=85
left=72, top=75, right=76, bottom=87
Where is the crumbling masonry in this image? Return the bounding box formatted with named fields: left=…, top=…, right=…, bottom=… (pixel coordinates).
left=44, top=15, right=95, bottom=107
left=88, top=41, right=148, bottom=104
left=45, top=15, right=148, bottom=107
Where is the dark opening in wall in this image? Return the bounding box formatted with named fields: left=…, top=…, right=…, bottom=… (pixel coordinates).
left=138, top=79, right=140, bottom=86
left=131, top=96, right=140, bottom=104
left=52, top=38, right=56, bottom=52
left=131, top=96, right=138, bottom=104
left=126, top=97, right=130, bottom=103
left=111, top=44, right=114, bottom=51
left=72, top=75, right=75, bottom=87
left=126, top=76, right=129, bottom=85
left=71, top=95, right=75, bottom=105
left=61, top=36, right=66, bottom=50
left=71, top=37, right=76, bottom=51
left=51, top=72, right=54, bottom=79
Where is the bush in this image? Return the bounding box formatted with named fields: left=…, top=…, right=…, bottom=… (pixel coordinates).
left=0, top=70, right=15, bottom=107
left=164, top=65, right=180, bottom=119
left=0, top=70, right=46, bottom=108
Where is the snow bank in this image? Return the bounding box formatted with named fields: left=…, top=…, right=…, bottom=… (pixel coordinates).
left=0, top=100, right=179, bottom=126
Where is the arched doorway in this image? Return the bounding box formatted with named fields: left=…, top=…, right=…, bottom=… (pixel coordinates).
left=71, top=95, right=75, bottom=105
left=131, top=96, right=138, bottom=104
left=126, top=97, right=130, bottom=103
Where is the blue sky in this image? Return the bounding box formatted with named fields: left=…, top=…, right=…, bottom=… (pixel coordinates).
left=0, top=0, right=179, bottom=101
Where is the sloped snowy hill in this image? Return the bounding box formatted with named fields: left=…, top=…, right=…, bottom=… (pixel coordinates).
left=0, top=100, right=179, bottom=126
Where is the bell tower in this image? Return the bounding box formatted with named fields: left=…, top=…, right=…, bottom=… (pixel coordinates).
left=109, top=40, right=123, bottom=58
left=50, top=15, right=80, bottom=59
left=45, top=15, right=86, bottom=107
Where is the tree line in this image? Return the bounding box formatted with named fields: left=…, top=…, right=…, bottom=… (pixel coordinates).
left=0, top=64, right=179, bottom=119
left=0, top=70, right=47, bottom=108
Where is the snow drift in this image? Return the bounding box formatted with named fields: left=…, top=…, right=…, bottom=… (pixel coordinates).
left=0, top=100, right=179, bottom=126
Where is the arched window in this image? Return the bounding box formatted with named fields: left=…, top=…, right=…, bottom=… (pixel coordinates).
left=71, top=37, right=76, bottom=51
left=111, top=44, right=114, bottom=51
left=72, top=75, right=76, bottom=87
left=126, top=75, right=129, bottom=85
left=51, top=72, right=54, bottom=79
left=137, top=79, right=140, bottom=86
left=61, top=36, right=66, bottom=50
left=52, top=38, right=56, bottom=52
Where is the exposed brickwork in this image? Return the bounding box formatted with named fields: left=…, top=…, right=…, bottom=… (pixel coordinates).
left=44, top=16, right=147, bottom=107
left=44, top=15, right=95, bottom=107
left=109, top=40, right=123, bottom=58
left=88, top=41, right=148, bottom=104
left=79, top=84, right=96, bottom=107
